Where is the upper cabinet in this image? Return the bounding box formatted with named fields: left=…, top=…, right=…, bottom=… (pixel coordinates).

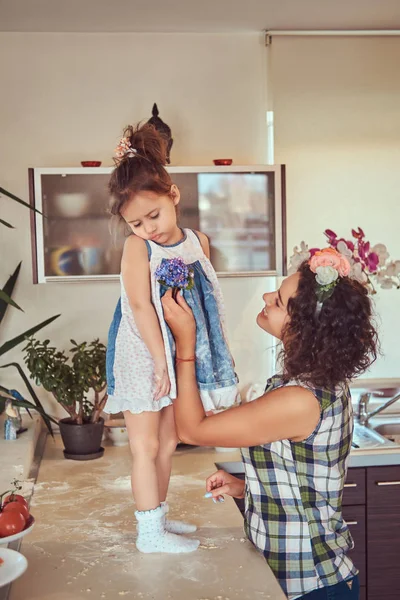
left=29, top=166, right=286, bottom=283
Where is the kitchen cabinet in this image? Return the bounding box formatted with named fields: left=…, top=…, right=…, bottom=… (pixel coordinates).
left=28, top=166, right=286, bottom=283
left=366, top=466, right=400, bottom=600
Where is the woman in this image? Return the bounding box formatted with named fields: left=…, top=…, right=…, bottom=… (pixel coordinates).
left=161, top=248, right=378, bottom=599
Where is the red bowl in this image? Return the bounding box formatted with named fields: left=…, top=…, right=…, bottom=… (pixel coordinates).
left=213, top=159, right=233, bottom=166
left=81, top=161, right=102, bottom=167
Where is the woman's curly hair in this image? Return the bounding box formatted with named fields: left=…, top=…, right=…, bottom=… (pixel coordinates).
left=281, top=262, right=379, bottom=388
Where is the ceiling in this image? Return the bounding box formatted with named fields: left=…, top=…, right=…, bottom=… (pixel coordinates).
left=1, top=0, right=400, bottom=33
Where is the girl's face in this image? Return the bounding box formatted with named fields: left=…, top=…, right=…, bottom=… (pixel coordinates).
left=121, top=185, right=180, bottom=245
left=257, top=273, right=300, bottom=340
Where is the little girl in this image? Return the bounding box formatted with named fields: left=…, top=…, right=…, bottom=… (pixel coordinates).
left=105, top=123, right=239, bottom=554
left=162, top=248, right=378, bottom=599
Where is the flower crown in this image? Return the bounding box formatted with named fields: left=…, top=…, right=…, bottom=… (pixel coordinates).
left=309, top=248, right=351, bottom=306
left=289, top=227, right=400, bottom=295
left=114, top=137, right=138, bottom=160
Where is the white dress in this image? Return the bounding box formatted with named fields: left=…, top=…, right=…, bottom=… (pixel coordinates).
left=105, top=229, right=239, bottom=415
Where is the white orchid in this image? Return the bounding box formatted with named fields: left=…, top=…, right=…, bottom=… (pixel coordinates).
left=337, top=240, right=353, bottom=262
left=349, top=261, right=368, bottom=284
left=371, top=243, right=390, bottom=267
left=288, top=241, right=311, bottom=275
left=384, top=262, right=400, bottom=277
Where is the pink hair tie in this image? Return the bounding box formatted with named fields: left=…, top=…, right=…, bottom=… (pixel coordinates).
left=114, top=137, right=138, bottom=159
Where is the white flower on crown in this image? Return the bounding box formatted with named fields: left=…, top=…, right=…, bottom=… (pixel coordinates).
left=288, top=241, right=311, bottom=275
left=375, top=261, right=400, bottom=289
left=337, top=240, right=354, bottom=263
left=315, top=266, right=339, bottom=286
left=384, top=261, right=400, bottom=277
left=348, top=261, right=368, bottom=284
left=371, top=243, right=390, bottom=267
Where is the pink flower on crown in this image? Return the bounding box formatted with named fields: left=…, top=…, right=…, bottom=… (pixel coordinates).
left=309, top=248, right=351, bottom=277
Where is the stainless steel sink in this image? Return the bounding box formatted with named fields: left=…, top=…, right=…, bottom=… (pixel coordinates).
left=368, top=417, right=400, bottom=444
left=352, top=421, right=395, bottom=449
left=374, top=422, right=400, bottom=436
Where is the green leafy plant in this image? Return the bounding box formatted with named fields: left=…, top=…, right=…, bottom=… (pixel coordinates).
left=0, top=186, right=42, bottom=230
left=0, top=187, right=60, bottom=435
left=23, top=338, right=107, bottom=425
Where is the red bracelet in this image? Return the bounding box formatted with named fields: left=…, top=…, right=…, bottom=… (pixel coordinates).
left=176, top=356, right=196, bottom=363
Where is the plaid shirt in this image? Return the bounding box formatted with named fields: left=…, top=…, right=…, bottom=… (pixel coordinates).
left=241, top=375, right=357, bottom=599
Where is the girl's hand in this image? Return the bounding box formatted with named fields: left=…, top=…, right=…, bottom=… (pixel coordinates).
left=205, top=469, right=246, bottom=501
left=154, top=360, right=171, bottom=400
left=161, top=289, right=196, bottom=349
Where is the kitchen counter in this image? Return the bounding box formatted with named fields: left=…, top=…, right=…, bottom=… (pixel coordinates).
left=0, top=413, right=41, bottom=494
left=349, top=446, right=400, bottom=467
left=7, top=404, right=400, bottom=599
left=9, top=438, right=286, bottom=600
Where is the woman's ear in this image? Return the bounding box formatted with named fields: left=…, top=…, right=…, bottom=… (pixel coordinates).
left=170, top=184, right=181, bottom=207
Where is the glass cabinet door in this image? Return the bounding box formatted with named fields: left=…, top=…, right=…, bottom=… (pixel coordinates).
left=32, top=168, right=123, bottom=282
left=31, top=166, right=285, bottom=283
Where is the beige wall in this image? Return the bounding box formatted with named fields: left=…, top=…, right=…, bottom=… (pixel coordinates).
left=271, top=36, right=400, bottom=379
left=2, top=32, right=398, bottom=422
left=0, top=32, right=276, bottom=418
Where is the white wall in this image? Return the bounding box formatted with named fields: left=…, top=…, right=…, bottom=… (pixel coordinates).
left=270, top=36, right=400, bottom=379
left=0, top=32, right=275, bottom=418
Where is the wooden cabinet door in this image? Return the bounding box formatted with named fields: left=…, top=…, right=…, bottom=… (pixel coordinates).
left=343, top=468, right=366, bottom=506
left=343, top=505, right=366, bottom=587
left=367, top=466, right=400, bottom=600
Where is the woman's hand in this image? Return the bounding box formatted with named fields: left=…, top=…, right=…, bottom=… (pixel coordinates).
left=205, top=469, right=246, bottom=500
left=153, top=359, right=171, bottom=400
left=161, top=289, right=196, bottom=351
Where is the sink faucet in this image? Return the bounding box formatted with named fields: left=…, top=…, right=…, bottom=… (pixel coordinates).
left=357, top=393, right=371, bottom=425
left=357, top=391, right=400, bottom=426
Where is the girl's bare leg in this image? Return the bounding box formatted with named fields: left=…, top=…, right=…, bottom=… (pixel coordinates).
left=124, top=410, right=161, bottom=511
left=124, top=408, right=199, bottom=552
left=156, top=405, right=179, bottom=502
left=156, top=405, right=198, bottom=534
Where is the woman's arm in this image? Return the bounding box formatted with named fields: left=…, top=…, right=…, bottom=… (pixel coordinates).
left=122, top=235, right=169, bottom=399
left=162, top=290, right=320, bottom=447
left=175, top=362, right=320, bottom=447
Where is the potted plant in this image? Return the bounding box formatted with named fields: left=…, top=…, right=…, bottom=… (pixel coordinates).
left=0, top=186, right=60, bottom=437
left=23, top=337, right=108, bottom=460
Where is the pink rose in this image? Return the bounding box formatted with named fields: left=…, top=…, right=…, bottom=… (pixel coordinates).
left=309, top=248, right=351, bottom=277
left=310, top=248, right=341, bottom=271
left=338, top=255, right=351, bottom=277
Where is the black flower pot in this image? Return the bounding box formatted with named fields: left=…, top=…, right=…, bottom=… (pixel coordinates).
left=59, top=417, right=105, bottom=460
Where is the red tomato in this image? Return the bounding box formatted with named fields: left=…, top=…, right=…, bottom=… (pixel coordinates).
left=0, top=510, right=25, bottom=537
left=2, top=494, right=28, bottom=509
left=3, top=501, right=30, bottom=523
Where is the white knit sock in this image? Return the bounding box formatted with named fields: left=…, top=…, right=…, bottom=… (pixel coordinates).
left=135, top=505, right=199, bottom=554
left=161, top=501, right=197, bottom=534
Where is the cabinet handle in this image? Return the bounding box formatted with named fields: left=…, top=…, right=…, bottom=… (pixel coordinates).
left=344, top=483, right=357, bottom=488
left=346, top=521, right=358, bottom=526
left=376, top=481, right=400, bottom=486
